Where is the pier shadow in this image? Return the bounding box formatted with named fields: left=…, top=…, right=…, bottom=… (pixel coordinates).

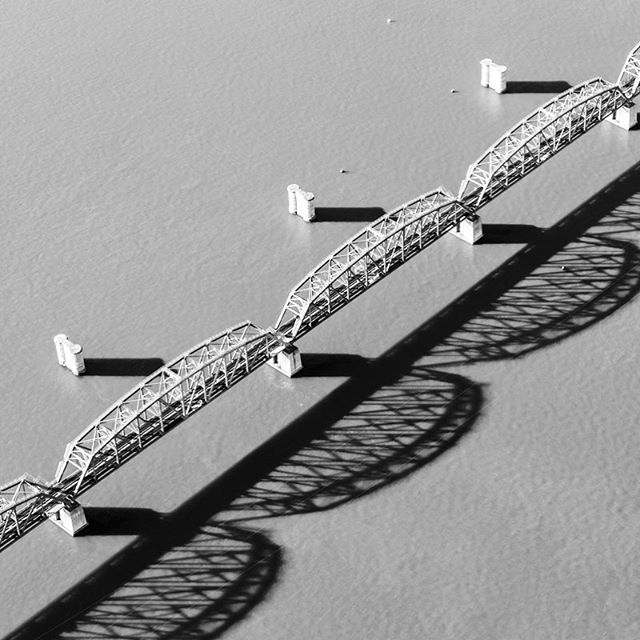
left=298, top=352, right=371, bottom=377
left=478, top=223, right=544, bottom=244
left=314, top=206, right=385, bottom=223
left=83, top=358, right=165, bottom=377
left=81, top=507, right=164, bottom=536
left=506, top=80, right=572, bottom=94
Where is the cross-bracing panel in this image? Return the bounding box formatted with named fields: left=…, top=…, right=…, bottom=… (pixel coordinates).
left=617, top=41, right=640, bottom=99
left=275, top=189, right=472, bottom=340
left=55, top=321, right=283, bottom=495
left=0, top=475, right=70, bottom=552
left=458, top=78, right=629, bottom=210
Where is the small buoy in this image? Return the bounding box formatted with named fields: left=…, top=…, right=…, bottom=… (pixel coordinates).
left=386, top=18, right=393, bottom=23
left=339, top=168, right=347, bottom=174
left=561, top=265, right=566, bottom=271
left=450, top=88, right=457, bottom=93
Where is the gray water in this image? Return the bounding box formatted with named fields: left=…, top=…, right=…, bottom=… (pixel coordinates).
left=3, top=1, right=640, bottom=638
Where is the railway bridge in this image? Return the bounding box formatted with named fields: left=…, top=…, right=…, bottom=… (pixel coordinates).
left=2, top=41, right=639, bottom=553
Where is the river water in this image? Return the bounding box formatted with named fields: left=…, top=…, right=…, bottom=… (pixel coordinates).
left=2, top=1, right=640, bottom=638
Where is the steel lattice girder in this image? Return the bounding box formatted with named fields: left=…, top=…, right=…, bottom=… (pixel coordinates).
left=0, top=475, right=70, bottom=551
left=55, top=321, right=284, bottom=495
left=458, top=78, right=629, bottom=209
left=275, top=189, right=472, bottom=340
left=617, top=41, right=640, bottom=99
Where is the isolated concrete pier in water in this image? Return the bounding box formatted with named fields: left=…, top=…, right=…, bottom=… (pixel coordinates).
left=1, top=40, right=639, bottom=553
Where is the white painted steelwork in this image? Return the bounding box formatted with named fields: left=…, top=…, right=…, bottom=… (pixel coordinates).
left=275, top=189, right=472, bottom=340
left=55, top=321, right=284, bottom=495
left=0, top=475, right=70, bottom=551
left=459, top=78, right=629, bottom=209
left=617, top=41, right=640, bottom=99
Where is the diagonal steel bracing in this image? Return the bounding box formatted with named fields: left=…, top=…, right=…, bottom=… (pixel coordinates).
left=275, top=189, right=472, bottom=340
left=55, top=321, right=285, bottom=495
left=617, top=41, right=640, bottom=99
left=0, top=475, right=73, bottom=552
left=458, top=78, right=630, bottom=209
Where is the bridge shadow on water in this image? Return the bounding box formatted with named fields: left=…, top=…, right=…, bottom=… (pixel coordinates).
left=479, top=223, right=544, bottom=244
left=7, top=161, right=640, bottom=639
left=313, top=206, right=386, bottom=223
left=426, top=203, right=640, bottom=367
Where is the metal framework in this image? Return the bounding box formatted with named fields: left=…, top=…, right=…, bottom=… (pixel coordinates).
left=275, top=189, right=472, bottom=340
left=55, top=321, right=284, bottom=495
left=458, top=78, right=629, bottom=209
left=0, top=475, right=71, bottom=552
left=617, top=41, right=640, bottom=99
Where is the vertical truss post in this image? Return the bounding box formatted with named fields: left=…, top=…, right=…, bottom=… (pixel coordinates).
left=266, top=329, right=303, bottom=377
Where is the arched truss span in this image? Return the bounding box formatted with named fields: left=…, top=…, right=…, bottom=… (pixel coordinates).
left=55, top=321, right=284, bottom=495
left=617, top=41, right=640, bottom=99
left=275, top=189, right=472, bottom=340
left=458, top=78, right=629, bottom=209
left=0, top=475, right=70, bottom=552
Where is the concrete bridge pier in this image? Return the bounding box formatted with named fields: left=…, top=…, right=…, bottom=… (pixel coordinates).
left=268, top=343, right=303, bottom=377
left=449, top=214, right=484, bottom=244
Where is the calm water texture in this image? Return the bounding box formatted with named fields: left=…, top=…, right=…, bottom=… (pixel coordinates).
left=3, top=1, right=640, bottom=638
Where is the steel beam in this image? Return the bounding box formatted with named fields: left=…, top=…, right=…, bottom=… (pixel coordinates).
left=458, top=78, right=629, bottom=209
left=275, top=189, right=472, bottom=340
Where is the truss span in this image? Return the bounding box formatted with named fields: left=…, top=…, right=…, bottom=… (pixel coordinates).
left=275, top=189, right=472, bottom=340
left=55, top=321, right=284, bottom=495
left=0, top=475, right=71, bottom=552
left=2, top=39, right=640, bottom=557
left=618, top=41, right=640, bottom=99
left=458, top=78, right=629, bottom=210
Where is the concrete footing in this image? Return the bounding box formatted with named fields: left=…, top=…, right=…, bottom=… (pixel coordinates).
left=54, top=334, right=85, bottom=375
left=606, top=103, right=638, bottom=130
left=449, top=215, right=483, bottom=244
left=287, top=184, right=316, bottom=222
left=47, top=500, right=88, bottom=536
left=268, top=343, right=303, bottom=377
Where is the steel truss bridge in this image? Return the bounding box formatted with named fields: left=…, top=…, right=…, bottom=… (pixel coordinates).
left=2, top=41, right=639, bottom=554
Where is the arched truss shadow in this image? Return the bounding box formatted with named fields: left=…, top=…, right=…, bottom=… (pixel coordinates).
left=225, top=367, right=481, bottom=519
left=7, top=162, right=640, bottom=640
left=428, top=232, right=640, bottom=366
left=223, top=160, right=640, bottom=520
left=7, top=523, right=281, bottom=640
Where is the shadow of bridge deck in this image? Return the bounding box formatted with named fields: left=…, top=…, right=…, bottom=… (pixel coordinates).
left=6, top=160, right=640, bottom=639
